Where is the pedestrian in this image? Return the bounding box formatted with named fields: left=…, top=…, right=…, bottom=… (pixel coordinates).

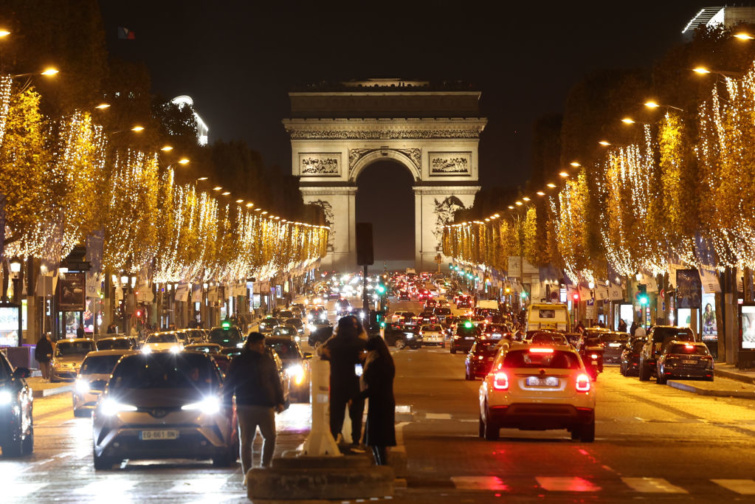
left=319, top=315, right=367, bottom=447
left=629, top=320, right=638, bottom=337
left=106, top=323, right=116, bottom=334
left=76, top=324, right=85, bottom=339
left=35, top=332, right=53, bottom=381
left=634, top=321, right=646, bottom=338
left=575, top=321, right=586, bottom=334
left=224, top=332, right=286, bottom=482
left=359, top=336, right=396, bottom=465
left=618, top=319, right=627, bottom=333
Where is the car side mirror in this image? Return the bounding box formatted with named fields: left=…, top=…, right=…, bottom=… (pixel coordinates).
left=13, top=367, right=31, bottom=379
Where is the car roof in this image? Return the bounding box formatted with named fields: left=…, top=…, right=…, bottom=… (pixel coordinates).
left=83, top=349, right=135, bottom=357
left=57, top=338, right=95, bottom=344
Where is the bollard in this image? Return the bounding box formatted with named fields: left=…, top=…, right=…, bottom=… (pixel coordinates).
left=300, top=355, right=342, bottom=456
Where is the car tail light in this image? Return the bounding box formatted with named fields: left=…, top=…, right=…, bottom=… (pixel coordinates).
left=590, top=354, right=599, bottom=359
left=493, top=371, right=509, bottom=390
left=529, top=347, right=554, bottom=354
left=576, top=373, right=591, bottom=392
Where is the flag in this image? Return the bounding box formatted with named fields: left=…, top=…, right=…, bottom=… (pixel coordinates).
left=117, top=27, right=135, bottom=40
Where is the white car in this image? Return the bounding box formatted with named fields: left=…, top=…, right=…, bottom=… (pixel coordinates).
left=478, top=342, right=596, bottom=442
left=391, top=311, right=413, bottom=324
left=142, top=332, right=183, bottom=353
left=419, top=324, right=445, bottom=347
left=73, top=350, right=133, bottom=417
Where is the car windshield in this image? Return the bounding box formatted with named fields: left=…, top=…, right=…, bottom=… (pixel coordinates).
left=261, top=318, right=280, bottom=326
left=653, top=328, right=694, bottom=343
left=208, top=327, right=242, bottom=347
left=267, top=340, right=301, bottom=359
left=601, top=333, right=628, bottom=343
left=456, top=324, right=478, bottom=336
left=668, top=344, right=709, bottom=355
left=423, top=325, right=442, bottom=331
left=278, top=311, right=294, bottom=318
left=0, top=355, right=12, bottom=380
left=503, top=349, right=581, bottom=369
left=287, top=318, right=302, bottom=327
left=55, top=341, right=95, bottom=357
left=632, top=341, right=645, bottom=352
left=110, top=353, right=218, bottom=390
left=474, top=340, right=499, bottom=353
left=187, top=345, right=219, bottom=354
left=80, top=354, right=124, bottom=375
left=275, top=327, right=296, bottom=335
left=97, top=339, right=132, bottom=350
left=146, top=333, right=178, bottom=344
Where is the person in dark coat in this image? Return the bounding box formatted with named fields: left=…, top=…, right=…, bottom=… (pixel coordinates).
left=320, top=316, right=366, bottom=446
left=224, top=332, right=286, bottom=479
left=76, top=324, right=85, bottom=338
left=360, top=336, right=396, bottom=465
left=35, top=332, right=53, bottom=380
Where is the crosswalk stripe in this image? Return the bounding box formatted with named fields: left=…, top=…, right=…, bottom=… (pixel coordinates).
left=536, top=477, right=601, bottom=492
left=712, top=479, right=755, bottom=495
left=8, top=483, right=47, bottom=498
left=621, top=477, right=688, bottom=493
left=451, top=476, right=507, bottom=491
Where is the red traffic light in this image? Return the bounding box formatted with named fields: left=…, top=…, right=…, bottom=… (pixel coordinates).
left=136, top=309, right=143, bottom=318
left=572, top=293, right=580, bottom=301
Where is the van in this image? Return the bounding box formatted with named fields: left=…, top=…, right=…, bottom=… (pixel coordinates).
left=526, top=303, right=570, bottom=332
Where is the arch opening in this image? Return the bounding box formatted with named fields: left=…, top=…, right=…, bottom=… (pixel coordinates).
left=355, top=160, right=415, bottom=270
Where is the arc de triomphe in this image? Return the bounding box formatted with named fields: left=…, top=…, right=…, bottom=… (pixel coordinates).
left=283, top=79, right=487, bottom=272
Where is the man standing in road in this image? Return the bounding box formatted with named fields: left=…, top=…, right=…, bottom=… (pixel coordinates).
left=634, top=320, right=646, bottom=338
left=224, top=332, right=286, bottom=481
left=320, top=315, right=367, bottom=447
left=35, top=332, right=53, bottom=381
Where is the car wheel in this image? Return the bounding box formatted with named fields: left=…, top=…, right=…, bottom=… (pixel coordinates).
left=638, top=361, right=650, bottom=381
left=570, top=428, right=580, bottom=441
left=465, top=368, right=472, bottom=381
left=93, top=448, right=115, bottom=470
left=657, top=369, right=667, bottom=385
left=478, top=414, right=485, bottom=438
left=450, top=346, right=456, bottom=354
left=619, top=363, right=626, bottom=376
left=706, top=375, right=714, bottom=382
left=483, top=411, right=499, bottom=441
left=21, top=429, right=33, bottom=455
left=2, top=435, right=23, bottom=457
left=213, top=445, right=236, bottom=467
left=394, top=339, right=406, bottom=350
left=579, top=419, right=595, bottom=443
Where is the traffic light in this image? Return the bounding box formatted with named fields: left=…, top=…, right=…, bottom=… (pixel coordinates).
left=638, top=284, right=649, bottom=306
left=135, top=308, right=143, bottom=318
left=572, top=293, right=580, bottom=302
left=376, top=284, right=386, bottom=295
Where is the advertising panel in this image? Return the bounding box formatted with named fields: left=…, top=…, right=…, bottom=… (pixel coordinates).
left=741, top=304, right=755, bottom=350
left=0, top=305, right=21, bottom=347
left=701, top=292, right=717, bottom=341
left=58, top=272, right=86, bottom=311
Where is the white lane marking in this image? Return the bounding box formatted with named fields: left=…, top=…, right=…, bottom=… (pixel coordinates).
left=712, top=479, right=755, bottom=495
left=6, top=483, right=48, bottom=498
left=451, top=476, right=507, bottom=490
left=425, top=413, right=452, bottom=420
left=536, top=477, right=601, bottom=492
left=634, top=417, right=646, bottom=422
left=621, top=477, right=688, bottom=493
left=170, top=478, right=230, bottom=493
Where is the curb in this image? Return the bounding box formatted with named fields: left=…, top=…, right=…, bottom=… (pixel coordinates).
left=32, top=385, right=73, bottom=399
left=715, top=368, right=755, bottom=385
left=667, top=380, right=755, bottom=399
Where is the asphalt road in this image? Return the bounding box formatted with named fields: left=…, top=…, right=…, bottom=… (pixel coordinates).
left=5, top=295, right=755, bottom=503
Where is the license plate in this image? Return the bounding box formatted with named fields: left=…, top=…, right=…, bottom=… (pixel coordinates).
left=682, top=360, right=696, bottom=365
left=140, top=430, right=179, bottom=441
left=526, top=377, right=559, bottom=387
left=465, top=336, right=475, bottom=340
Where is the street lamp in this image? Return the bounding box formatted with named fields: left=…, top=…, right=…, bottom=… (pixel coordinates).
left=692, top=66, right=743, bottom=78
left=644, top=100, right=684, bottom=112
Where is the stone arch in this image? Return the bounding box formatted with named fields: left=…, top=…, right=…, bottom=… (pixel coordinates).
left=349, top=148, right=420, bottom=183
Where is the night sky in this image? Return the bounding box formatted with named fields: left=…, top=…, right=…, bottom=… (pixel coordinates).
left=98, top=0, right=717, bottom=262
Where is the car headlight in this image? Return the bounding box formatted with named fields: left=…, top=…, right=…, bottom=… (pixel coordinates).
left=170, top=345, right=182, bottom=353
left=141, top=346, right=153, bottom=354
left=236, top=342, right=244, bottom=348
left=181, top=396, right=221, bottom=415
left=101, top=398, right=138, bottom=416
left=75, top=378, right=90, bottom=394
left=286, top=364, right=304, bottom=381
left=0, top=390, right=13, bottom=405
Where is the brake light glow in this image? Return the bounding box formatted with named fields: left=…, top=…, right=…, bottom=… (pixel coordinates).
left=529, top=348, right=554, bottom=354
left=590, top=354, right=598, bottom=359
left=493, top=371, right=509, bottom=390
left=684, top=344, right=695, bottom=350
left=576, top=373, right=591, bottom=392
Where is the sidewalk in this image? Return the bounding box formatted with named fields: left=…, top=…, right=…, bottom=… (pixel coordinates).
left=26, top=376, right=74, bottom=399
left=668, top=367, right=755, bottom=399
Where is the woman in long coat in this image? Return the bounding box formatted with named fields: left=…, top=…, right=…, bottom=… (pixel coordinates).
left=360, top=336, right=396, bottom=465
